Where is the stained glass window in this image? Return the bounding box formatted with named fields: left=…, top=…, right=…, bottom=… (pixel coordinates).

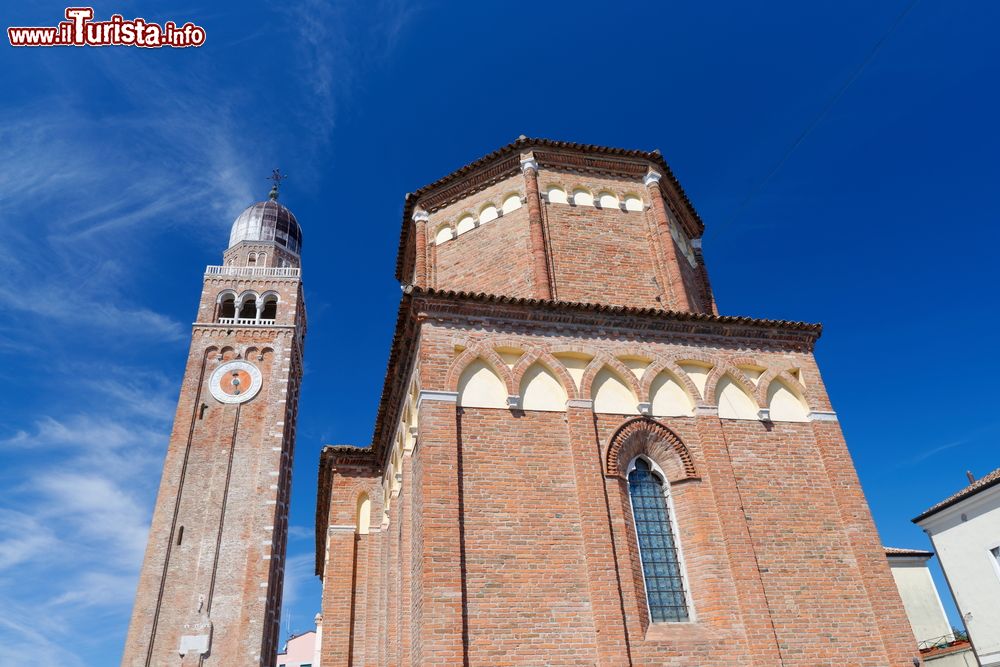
left=628, top=458, right=689, bottom=622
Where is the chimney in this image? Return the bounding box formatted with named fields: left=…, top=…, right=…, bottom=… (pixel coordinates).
left=966, top=470, right=976, bottom=484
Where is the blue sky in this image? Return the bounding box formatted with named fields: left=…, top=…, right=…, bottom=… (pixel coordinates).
left=1, top=1, right=998, bottom=664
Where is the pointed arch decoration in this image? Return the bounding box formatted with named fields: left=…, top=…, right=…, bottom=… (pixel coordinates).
left=606, top=417, right=698, bottom=482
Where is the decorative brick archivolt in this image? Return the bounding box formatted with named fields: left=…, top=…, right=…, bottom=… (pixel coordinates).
left=441, top=340, right=822, bottom=418
left=638, top=360, right=701, bottom=406
left=754, top=366, right=808, bottom=407
left=579, top=354, right=642, bottom=400
left=510, top=348, right=578, bottom=400
left=605, top=417, right=698, bottom=482
left=445, top=344, right=515, bottom=395
left=703, top=363, right=764, bottom=408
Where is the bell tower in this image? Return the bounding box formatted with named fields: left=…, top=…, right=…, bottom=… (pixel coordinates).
left=122, top=178, right=306, bottom=666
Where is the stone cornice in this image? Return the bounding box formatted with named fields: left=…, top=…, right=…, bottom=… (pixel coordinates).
left=408, top=288, right=821, bottom=351
left=419, top=155, right=520, bottom=212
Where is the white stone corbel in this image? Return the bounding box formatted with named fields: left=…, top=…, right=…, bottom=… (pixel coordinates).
left=328, top=524, right=356, bottom=533
left=757, top=408, right=771, bottom=422
left=506, top=395, right=522, bottom=410
left=566, top=398, right=594, bottom=410
left=643, top=169, right=662, bottom=188
left=412, top=208, right=430, bottom=224
left=807, top=410, right=838, bottom=422
left=520, top=157, right=538, bottom=173
left=694, top=405, right=719, bottom=417
left=637, top=402, right=652, bottom=416
left=417, top=390, right=459, bottom=410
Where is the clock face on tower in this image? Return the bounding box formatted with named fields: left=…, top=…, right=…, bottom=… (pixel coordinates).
left=209, top=360, right=263, bottom=404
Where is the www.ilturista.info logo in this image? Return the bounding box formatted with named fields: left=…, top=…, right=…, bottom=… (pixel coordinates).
left=8, top=7, right=205, bottom=48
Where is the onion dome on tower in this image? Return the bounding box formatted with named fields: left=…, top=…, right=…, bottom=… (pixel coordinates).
left=228, top=173, right=303, bottom=255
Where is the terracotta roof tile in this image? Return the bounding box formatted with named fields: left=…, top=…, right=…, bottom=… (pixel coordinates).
left=913, top=467, right=1000, bottom=523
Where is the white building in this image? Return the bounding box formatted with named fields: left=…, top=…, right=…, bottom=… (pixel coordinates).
left=885, top=547, right=976, bottom=666
left=915, top=468, right=1000, bottom=667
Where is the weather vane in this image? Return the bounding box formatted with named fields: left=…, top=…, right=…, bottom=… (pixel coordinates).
left=267, top=168, right=287, bottom=200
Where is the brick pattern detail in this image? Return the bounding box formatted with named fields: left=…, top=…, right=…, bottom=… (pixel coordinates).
left=606, top=417, right=698, bottom=481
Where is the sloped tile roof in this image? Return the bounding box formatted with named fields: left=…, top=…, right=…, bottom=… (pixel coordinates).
left=913, top=467, right=1000, bottom=523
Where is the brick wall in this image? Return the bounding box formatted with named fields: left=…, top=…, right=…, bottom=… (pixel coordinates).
left=317, top=308, right=919, bottom=666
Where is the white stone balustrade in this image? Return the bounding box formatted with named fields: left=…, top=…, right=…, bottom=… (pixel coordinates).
left=205, top=265, right=300, bottom=278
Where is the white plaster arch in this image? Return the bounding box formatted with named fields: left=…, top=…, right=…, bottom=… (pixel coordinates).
left=546, top=185, right=568, bottom=204
left=717, top=375, right=759, bottom=420
left=356, top=492, right=371, bottom=535
left=593, top=366, right=639, bottom=415
left=501, top=193, right=522, bottom=214
left=552, top=352, right=593, bottom=392
left=434, top=225, right=453, bottom=245
left=624, top=194, right=643, bottom=212
left=598, top=192, right=620, bottom=210
left=456, top=215, right=476, bottom=235
left=520, top=363, right=567, bottom=412
left=457, top=359, right=508, bottom=409
left=678, top=362, right=713, bottom=399
left=479, top=203, right=499, bottom=224
left=649, top=371, right=695, bottom=417
left=766, top=379, right=809, bottom=422
left=572, top=188, right=594, bottom=207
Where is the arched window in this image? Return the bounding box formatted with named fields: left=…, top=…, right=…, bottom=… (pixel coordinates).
left=247, top=253, right=256, bottom=266
left=260, top=295, right=278, bottom=320
left=628, top=457, right=689, bottom=623
left=218, top=295, right=236, bottom=320
left=238, top=297, right=257, bottom=320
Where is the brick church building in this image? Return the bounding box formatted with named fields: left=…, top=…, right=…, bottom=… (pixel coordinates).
left=313, top=138, right=920, bottom=666
left=122, top=138, right=920, bottom=666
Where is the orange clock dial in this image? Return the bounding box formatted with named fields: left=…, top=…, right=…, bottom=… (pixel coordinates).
left=219, top=369, right=253, bottom=396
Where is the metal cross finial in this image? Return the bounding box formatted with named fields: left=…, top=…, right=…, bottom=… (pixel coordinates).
left=267, top=169, right=287, bottom=200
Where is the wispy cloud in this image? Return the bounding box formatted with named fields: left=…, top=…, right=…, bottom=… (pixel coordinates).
left=901, top=420, right=1000, bottom=466
left=0, top=3, right=418, bottom=663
